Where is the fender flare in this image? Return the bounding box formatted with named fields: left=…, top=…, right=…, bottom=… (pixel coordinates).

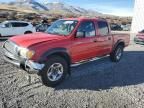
left=112, top=40, right=125, bottom=52
left=38, top=48, right=71, bottom=75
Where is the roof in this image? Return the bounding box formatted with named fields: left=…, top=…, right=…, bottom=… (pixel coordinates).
left=64, top=17, right=107, bottom=22
left=3, top=20, right=31, bottom=23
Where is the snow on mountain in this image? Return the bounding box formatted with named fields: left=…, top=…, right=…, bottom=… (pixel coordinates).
left=8, top=0, right=48, bottom=11
left=7, top=0, right=102, bottom=16
left=44, top=2, right=102, bottom=16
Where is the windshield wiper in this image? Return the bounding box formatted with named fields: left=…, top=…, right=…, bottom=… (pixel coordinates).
left=47, top=32, right=67, bottom=36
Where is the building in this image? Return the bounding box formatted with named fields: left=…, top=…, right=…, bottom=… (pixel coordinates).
left=131, top=0, right=144, bottom=33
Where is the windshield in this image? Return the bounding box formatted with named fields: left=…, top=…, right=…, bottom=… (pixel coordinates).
left=46, top=20, right=78, bottom=36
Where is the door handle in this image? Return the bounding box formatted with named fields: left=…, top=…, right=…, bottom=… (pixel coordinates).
left=108, top=37, right=111, bottom=40
left=93, top=40, right=97, bottom=42
left=94, top=38, right=105, bottom=42
left=93, top=39, right=103, bottom=42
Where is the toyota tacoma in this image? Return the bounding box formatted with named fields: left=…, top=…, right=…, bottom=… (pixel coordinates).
left=3, top=18, right=130, bottom=87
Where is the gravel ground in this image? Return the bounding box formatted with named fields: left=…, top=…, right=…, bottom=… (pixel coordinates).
left=0, top=40, right=144, bottom=108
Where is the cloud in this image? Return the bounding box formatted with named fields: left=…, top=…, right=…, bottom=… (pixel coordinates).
left=63, top=0, right=133, bottom=17
left=82, top=3, right=133, bottom=16
left=98, top=6, right=133, bottom=16
left=104, top=9, right=133, bottom=17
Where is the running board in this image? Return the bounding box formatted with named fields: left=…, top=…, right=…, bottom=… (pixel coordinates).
left=71, top=55, right=109, bottom=67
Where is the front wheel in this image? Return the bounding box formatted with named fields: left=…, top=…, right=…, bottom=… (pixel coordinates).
left=110, top=45, right=124, bottom=62
left=40, top=56, right=69, bottom=87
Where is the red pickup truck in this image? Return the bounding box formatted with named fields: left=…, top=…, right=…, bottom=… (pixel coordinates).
left=3, top=18, right=130, bottom=87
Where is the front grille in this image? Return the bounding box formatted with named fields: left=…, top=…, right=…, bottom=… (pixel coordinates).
left=3, top=41, right=22, bottom=66
left=4, top=41, right=17, bottom=54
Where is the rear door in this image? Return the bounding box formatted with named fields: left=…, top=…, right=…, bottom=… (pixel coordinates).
left=11, top=22, right=28, bottom=35
left=71, top=20, right=98, bottom=62
left=96, top=21, right=113, bottom=55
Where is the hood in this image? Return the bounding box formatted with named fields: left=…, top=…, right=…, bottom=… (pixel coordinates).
left=10, top=32, right=66, bottom=47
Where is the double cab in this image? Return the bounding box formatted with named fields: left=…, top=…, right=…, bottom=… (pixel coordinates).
left=3, top=18, right=130, bottom=87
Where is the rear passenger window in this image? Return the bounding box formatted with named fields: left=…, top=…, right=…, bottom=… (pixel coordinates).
left=11, top=22, right=29, bottom=27
left=97, top=21, right=109, bottom=36
left=21, top=23, right=29, bottom=27
left=11, top=23, right=21, bottom=27
left=77, top=21, right=96, bottom=37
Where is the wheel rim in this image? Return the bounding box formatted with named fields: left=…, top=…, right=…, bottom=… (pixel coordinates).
left=116, top=48, right=122, bottom=60
left=47, top=63, right=64, bottom=82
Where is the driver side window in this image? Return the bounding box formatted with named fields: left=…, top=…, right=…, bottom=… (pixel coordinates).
left=77, top=21, right=96, bottom=37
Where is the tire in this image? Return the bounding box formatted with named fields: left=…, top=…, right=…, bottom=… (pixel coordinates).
left=24, top=31, right=32, bottom=34
left=110, top=45, right=124, bottom=62
left=40, top=55, right=69, bottom=87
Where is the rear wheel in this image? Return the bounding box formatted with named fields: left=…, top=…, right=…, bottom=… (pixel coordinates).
left=24, top=31, right=32, bottom=34
left=40, top=56, right=68, bottom=87
left=110, top=45, right=124, bottom=62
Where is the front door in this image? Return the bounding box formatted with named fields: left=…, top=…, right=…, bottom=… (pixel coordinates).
left=71, top=20, right=98, bottom=63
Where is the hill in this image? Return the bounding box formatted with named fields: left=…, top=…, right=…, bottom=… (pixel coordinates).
left=0, top=1, right=132, bottom=25
left=6, top=0, right=102, bottom=16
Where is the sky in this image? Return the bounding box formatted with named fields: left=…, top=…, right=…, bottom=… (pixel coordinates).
left=0, top=0, right=134, bottom=16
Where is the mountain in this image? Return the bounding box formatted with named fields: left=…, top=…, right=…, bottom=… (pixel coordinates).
left=44, top=2, right=102, bottom=16
left=7, top=0, right=102, bottom=16
left=45, top=2, right=84, bottom=14
left=8, top=0, right=48, bottom=11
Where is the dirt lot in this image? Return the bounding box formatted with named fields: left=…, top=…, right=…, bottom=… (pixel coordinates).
left=0, top=40, right=144, bottom=108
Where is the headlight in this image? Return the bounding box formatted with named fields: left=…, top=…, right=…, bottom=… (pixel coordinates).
left=18, top=47, right=35, bottom=59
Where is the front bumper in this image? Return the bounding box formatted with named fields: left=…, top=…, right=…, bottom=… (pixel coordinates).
left=134, top=38, right=144, bottom=45
left=4, top=54, right=45, bottom=74
left=3, top=42, right=44, bottom=74
left=25, top=60, right=45, bottom=74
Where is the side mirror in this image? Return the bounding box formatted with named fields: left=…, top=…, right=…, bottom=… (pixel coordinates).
left=76, top=31, right=85, bottom=38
